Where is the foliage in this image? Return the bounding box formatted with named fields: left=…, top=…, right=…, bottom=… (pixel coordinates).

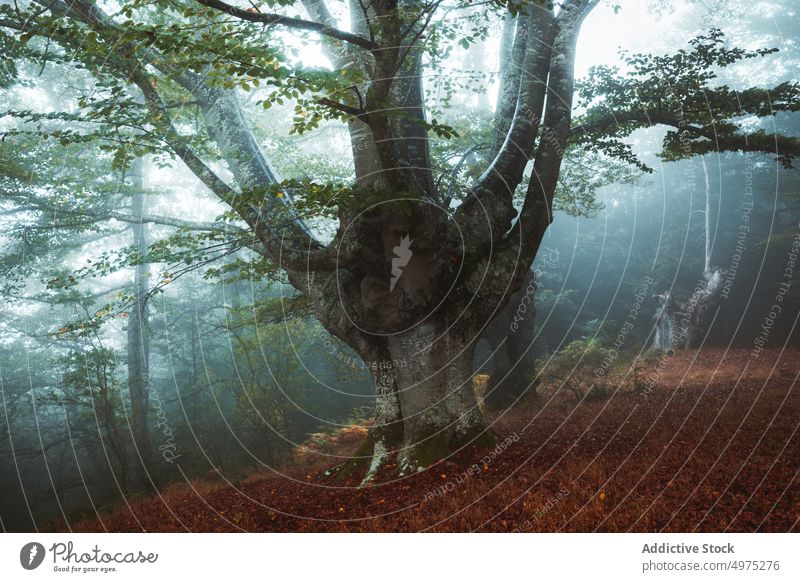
left=538, top=338, right=611, bottom=401
left=575, top=29, right=800, bottom=170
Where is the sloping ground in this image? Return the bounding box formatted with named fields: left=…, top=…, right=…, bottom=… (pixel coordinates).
left=57, top=347, right=799, bottom=532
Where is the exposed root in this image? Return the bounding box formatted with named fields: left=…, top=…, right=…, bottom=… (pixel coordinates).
left=360, top=441, right=388, bottom=486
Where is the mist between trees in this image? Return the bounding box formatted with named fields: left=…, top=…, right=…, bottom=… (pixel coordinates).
left=0, top=0, right=798, bottom=532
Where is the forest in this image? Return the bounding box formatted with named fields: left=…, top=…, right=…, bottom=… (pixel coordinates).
left=0, top=0, right=798, bottom=533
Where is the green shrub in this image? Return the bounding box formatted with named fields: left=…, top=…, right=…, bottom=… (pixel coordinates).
left=538, top=338, right=612, bottom=400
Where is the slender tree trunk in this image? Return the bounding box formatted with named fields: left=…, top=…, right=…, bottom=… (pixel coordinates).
left=703, top=156, right=712, bottom=278
left=652, top=292, right=677, bottom=350
left=686, top=156, right=724, bottom=347
left=127, top=157, right=153, bottom=490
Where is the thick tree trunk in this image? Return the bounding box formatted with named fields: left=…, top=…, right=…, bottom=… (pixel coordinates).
left=323, top=4, right=590, bottom=481
left=347, top=322, right=492, bottom=481
left=127, top=157, right=153, bottom=490
left=359, top=355, right=402, bottom=483
left=387, top=323, right=488, bottom=473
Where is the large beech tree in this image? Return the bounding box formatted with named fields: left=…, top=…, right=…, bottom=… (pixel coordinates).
left=2, top=0, right=798, bottom=478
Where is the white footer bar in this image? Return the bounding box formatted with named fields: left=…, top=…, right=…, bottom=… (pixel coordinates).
left=1, top=533, right=797, bottom=581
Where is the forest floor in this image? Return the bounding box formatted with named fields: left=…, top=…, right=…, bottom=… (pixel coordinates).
left=58, top=347, right=799, bottom=532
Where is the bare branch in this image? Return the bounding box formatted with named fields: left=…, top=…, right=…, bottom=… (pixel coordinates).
left=316, top=96, right=365, bottom=118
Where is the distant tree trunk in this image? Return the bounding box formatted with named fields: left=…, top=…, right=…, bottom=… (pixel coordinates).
left=480, top=269, right=538, bottom=410
left=685, top=156, right=724, bottom=347
left=127, top=156, right=153, bottom=490
left=684, top=269, right=723, bottom=347
left=466, top=18, right=490, bottom=110
left=652, top=156, right=723, bottom=350
left=652, top=291, right=677, bottom=350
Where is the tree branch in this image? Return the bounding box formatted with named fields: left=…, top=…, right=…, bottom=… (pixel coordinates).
left=454, top=4, right=555, bottom=254
left=317, top=96, right=365, bottom=118
left=194, top=0, right=377, bottom=50
left=106, top=211, right=246, bottom=234
left=569, top=109, right=800, bottom=167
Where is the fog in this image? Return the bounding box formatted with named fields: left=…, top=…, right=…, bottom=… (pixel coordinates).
left=1, top=0, right=798, bottom=532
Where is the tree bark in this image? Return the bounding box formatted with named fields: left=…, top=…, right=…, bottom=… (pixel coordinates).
left=490, top=12, right=526, bottom=158
left=126, top=156, right=153, bottom=490
left=387, top=322, right=488, bottom=472
left=480, top=269, right=538, bottom=410
left=652, top=291, right=677, bottom=350
left=652, top=156, right=723, bottom=350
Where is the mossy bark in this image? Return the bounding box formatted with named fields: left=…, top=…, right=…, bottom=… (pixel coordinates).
left=335, top=322, right=497, bottom=483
